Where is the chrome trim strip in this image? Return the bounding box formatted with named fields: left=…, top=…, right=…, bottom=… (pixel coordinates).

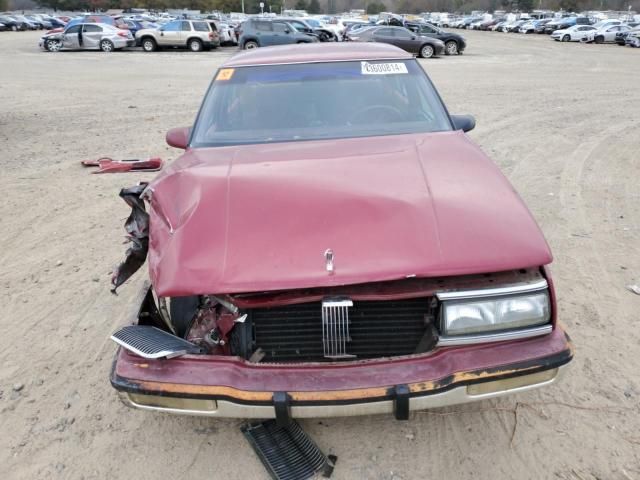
left=436, top=279, right=549, bottom=301
left=437, top=324, right=553, bottom=347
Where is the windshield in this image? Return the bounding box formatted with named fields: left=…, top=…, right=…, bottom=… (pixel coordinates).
left=191, top=60, right=452, bottom=147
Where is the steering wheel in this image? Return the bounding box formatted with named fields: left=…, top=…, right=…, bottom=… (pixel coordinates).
left=348, top=104, right=404, bottom=124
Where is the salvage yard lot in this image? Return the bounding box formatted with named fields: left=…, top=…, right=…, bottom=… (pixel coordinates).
left=1, top=30, right=639, bottom=480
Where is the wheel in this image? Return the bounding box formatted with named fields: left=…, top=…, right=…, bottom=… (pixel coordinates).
left=142, top=37, right=157, bottom=52
left=188, top=38, right=203, bottom=52
left=243, top=40, right=258, bottom=49
left=594, top=36, right=604, bottom=44
left=100, top=39, right=114, bottom=52
left=11, top=25, right=17, bottom=31
left=46, top=39, right=61, bottom=52
left=444, top=40, right=458, bottom=55
left=562, top=34, right=570, bottom=42
left=420, top=44, right=434, bottom=58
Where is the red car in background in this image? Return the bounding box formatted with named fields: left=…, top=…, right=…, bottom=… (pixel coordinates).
left=109, top=43, right=572, bottom=422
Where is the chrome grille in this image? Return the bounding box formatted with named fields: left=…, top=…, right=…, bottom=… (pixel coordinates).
left=248, top=297, right=430, bottom=362
left=111, top=325, right=203, bottom=359
left=322, top=299, right=355, bottom=359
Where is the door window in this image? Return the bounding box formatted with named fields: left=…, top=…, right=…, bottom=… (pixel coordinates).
left=253, top=21, right=272, bottom=31
left=83, top=24, right=102, bottom=33
left=65, top=24, right=81, bottom=34
left=181, top=21, right=191, bottom=31
left=395, top=29, right=413, bottom=39
left=375, top=28, right=394, bottom=36
left=273, top=23, right=289, bottom=33
left=162, top=21, right=181, bottom=32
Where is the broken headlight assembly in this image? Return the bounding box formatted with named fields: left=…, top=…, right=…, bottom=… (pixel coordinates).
left=436, top=282, right=552, bottom=346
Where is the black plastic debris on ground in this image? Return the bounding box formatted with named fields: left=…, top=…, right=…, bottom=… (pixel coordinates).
left=242, top=420, right=337, bottom=480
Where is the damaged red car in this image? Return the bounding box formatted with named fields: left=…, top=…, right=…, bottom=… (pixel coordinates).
left=110, top=43, right=572, bottom=422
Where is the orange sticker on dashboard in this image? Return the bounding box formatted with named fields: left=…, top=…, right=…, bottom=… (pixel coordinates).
left=216, top=69, right=235, bottom=81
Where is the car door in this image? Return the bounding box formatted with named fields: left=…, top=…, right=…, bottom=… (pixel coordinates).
left=179, top=21, right=192, bottom=45
left=252, top=20, right=274, bottom=46
left=158, top=20, right=181, bottom=46
left=372, top=27, right=395, bottom=47
left=272, top=22, right=294, bottom=45
left=82, top=24, right=103, bottom=50
left=604, top=26, right=619, bottom=42
left=393, top=28, right=420, bottom=54
left=418, top=24, right=438, bottom=39
left=62, top=24, right=81, bottom=49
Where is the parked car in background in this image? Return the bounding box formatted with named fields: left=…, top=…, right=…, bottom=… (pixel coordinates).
left=123, top=20, right=157, bottom=37
left=25, top=15, right=51, bottom=29
left=40, top=23, right=134, bottom=52
left=405, top=22, right=466, bottom=55
left=520, top=19, right=551, bottom=34
left=280, top=17, right=337, bottom=41
left=12, top=15, right=38, bottom=30
left=110, top=42, right=572, bottom=422
left=551, top=24, right=596, bottom=42
left=585, top=24, right=630, bottom=44
left=238, top=18, right=318, bottom=49
left=136, top=20, right=219, bottom=52
left=506, top=19, right=527, bottom=33
left=615, top=25, right=640, bottom=45
left=625, top=29, right=640, bottom=47
left=533, top=19, right=553, bottom=33
left=0, top=15, right=24, bottom=31
left=350, top=26, right=444, bottom=58
left=0, top=22, right=6, bottom=32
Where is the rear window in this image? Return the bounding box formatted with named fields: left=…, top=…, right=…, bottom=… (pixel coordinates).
left=191, top=60, right=452, bottom=147
left=193, top=21, right=209, bottom=32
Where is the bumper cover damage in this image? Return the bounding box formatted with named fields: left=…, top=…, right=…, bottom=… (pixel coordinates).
left=111, top=327, right=572, bottom=419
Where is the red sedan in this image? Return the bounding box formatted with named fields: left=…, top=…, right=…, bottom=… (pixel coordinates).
left=110, top=43, right=572, bottom=422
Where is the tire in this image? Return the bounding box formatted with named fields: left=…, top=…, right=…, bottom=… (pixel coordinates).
left=562, top=34, right=570, bottom=42
left=11, top=25, right=17, bottom=31
left=46, top=39, right=61, bottom=52
left=188, top=38, right=203, bottom=52
left=594, top=36, right=604, bottom=44
left=420, top=44, right=434, bottom=58
left=444, top=40, right=458, bottom=55
left=141, top=37, right=156, bottom=52
left=100, top=39, right=114, bottom=52
left=243, top=40, right=259, bottom=49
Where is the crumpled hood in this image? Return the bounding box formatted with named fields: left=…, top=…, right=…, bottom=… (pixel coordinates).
left=148, top=131, right=552, bottom=296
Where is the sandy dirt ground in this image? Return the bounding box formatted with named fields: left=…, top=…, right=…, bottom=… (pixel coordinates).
left=1, top=30, right=639, bottom=480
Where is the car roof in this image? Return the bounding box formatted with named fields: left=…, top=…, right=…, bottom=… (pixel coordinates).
left=223, top=43, right=413, bottom=68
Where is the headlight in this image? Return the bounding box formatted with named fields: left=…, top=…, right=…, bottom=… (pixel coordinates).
left=441, top=291, right=550, bottom=336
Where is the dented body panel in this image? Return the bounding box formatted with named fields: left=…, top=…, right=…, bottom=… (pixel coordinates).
left=147, top=131, right=551, bottom=297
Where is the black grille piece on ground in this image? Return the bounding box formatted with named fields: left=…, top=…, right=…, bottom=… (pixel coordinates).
left=248, top=297, right=431, bottom=362
left=242, top=420, right=336, bottom=480
left=111, top=325, right=204, bottom=359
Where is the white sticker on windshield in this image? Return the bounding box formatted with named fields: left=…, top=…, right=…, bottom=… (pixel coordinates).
left=361, top=62, right=408, bottom=75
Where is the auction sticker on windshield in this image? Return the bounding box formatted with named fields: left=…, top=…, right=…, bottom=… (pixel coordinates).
left=361, top=62, right=408, bottom=75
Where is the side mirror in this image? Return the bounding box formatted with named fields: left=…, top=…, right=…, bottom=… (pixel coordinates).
left=450, top=114, right=476, bottom=132
left=166, top=127, right=190, bottom=149
left=284, top=29, right=290, bottom=34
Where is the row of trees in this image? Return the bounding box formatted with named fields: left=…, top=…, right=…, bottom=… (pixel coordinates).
left=24, top=0, right=640, bottom=15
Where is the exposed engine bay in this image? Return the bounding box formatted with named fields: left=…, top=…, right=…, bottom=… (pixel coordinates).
left=125, top=268, right=545, bottom=364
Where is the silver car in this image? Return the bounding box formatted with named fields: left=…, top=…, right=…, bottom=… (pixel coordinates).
left=40, top=23, right=134, bottom=52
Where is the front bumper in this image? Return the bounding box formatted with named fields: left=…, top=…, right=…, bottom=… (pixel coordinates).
left=111, top=326, right=573, bottom=419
